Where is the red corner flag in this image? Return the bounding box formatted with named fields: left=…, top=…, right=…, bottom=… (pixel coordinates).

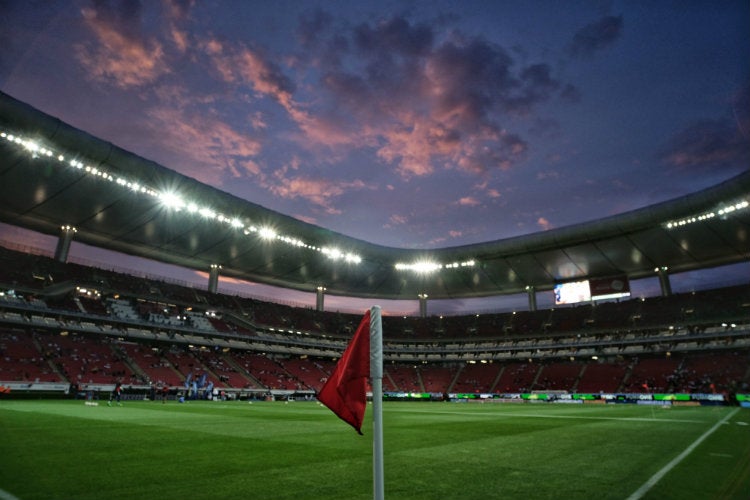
left=318, top=310, right=371, bottom=434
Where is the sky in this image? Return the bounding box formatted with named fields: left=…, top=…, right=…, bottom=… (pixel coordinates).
left=0, top=0, right=748, bottom=315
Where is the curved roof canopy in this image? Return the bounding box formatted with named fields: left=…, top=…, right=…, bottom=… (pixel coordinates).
left=1, top=91, right=748, bottom=300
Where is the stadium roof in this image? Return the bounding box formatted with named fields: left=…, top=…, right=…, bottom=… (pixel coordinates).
left=1, top=90, right=748, bottom=300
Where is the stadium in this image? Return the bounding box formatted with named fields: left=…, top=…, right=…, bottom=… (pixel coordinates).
left=1, top=88, right=749, bottom=499
left=1, top=3, right=749, bottom=497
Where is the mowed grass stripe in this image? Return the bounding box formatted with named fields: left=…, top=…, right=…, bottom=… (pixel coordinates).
left=0, top=401, right=747, bottom=500
left=0, top=400, right=361, bottom=443
left=1, top=402, right=372, bottom=500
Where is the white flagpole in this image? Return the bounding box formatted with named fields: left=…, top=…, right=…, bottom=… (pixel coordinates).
left=370, top=305, right=384, bottom=500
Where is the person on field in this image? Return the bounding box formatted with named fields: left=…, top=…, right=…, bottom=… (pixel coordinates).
left=108, top=381, right=123, bottom=406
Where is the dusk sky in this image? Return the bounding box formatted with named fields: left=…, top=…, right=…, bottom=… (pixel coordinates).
left=0, top=1, right=748, bottom=314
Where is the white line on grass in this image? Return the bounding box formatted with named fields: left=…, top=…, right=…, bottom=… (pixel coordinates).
left=626, top=407, right=740, bottom=500
left=0, top=488, right=20, bottom=500
left=387, top=408, right=708, bottom=424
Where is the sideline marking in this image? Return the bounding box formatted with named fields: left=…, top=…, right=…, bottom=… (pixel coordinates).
left=0, top=488, right=20, bottom=500
left=388, top=407, right=708, bottom=424
left=626, top=407, right=740, bottom=500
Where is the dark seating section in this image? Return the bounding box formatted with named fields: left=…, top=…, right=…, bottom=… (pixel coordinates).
left=0, top=244, right=749, bottom=395
left=0, top=328, right=64, bottom=383
left=450, top=362, right=502, bottom=393
left=2, top=325, right=748, bottom=394
left=576, top=361, right=629, bottom=393
left=622, top=355, right=683, bottom=393
left=41, top=331, right=137, bottom=385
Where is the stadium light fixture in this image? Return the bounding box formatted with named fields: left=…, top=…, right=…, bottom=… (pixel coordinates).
left=664, top=198, right=749, bottom=229
left=2, top=128, right=367, bottom=267
left=395, top=259, right=475, bottom=273
left=258, top=227, right=277, bottom=240
left=158, top=191, right=185, bottom=210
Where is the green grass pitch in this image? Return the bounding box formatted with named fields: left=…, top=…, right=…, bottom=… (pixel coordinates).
left=0, top=400, right=748, bottom=499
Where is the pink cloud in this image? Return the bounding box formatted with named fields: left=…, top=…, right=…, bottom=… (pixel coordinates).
left=389, top=214, right=408, bottom=225
left=76, top=8, right=169, bottom=89
left=205, top=41, right=295, bottom=109
left=146, top=106, right=262, bottom=185
left=280, top=17, right=559, bottom=179
left=537, top=217, right=553, bottom=230
left=286, top=107, right=361, bottom=150
left=457, top=196, right=481, bottom=206
left=170, top=26, right=189, bottom=53
left=267, top=175, right=367, bottom=214
left=249, top=111, right=267, bottom=130
left=235, top=49, right=295, bottom=108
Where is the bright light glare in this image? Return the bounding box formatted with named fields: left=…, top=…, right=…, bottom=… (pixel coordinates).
left=322, top=247, right=362, bottom=263
left=259, top=227, right=277, bottom=240
left=396, top=261, right=442, bottom=273
left=198, top=207, right=215, bottom=219
left=398, top=259, right=475, bottom=272
left=159, top=191, right=185, bottom=210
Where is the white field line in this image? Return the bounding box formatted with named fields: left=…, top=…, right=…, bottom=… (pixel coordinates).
left=0, top=488, right=20, bottom=500
left=626, top=407, right=740, bottom=500
left=386, top=407, right=709, bottom=424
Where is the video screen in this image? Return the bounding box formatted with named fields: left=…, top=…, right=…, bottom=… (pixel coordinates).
left=554, top=280, right=591, bottom=305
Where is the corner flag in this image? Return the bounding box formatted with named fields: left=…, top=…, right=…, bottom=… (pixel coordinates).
left=318, top=306, right=385, bottom=500
left=318, top=309, right=371, bottom=434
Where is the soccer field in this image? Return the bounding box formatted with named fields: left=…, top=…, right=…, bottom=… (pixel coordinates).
left=0, top=400, right=748, bottom=500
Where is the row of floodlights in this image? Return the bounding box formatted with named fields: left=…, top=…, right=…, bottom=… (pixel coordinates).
left=665, top=200, right=749, bottom=229
left=2, top=129, right=479, bottom=273
left=2, top=130, right=364, bottom=263
left=394, top=260, right=475, bottom=273
left=157, top=189, right=364, bottom=262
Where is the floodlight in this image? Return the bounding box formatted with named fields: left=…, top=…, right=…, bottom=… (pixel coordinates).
left=158, top=191, right=185, bottom=210
left=259, top=227, right=277, bottom=240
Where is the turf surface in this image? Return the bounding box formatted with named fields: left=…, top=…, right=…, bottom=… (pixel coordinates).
left=0, top=400, right=748, bottom=499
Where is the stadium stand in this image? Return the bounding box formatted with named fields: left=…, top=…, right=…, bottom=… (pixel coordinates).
left=0, top=244, right=749, bottom=400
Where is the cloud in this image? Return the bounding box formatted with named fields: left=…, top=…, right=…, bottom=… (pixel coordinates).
left=146, top=106, right=263, bottom=185
left=389, top=214, right=408, bottom=225
left=456, top=196, right=481, bottom=206
left=658, top=118, right=750, bottom=171
left=569, top=15, right=623, bottom=58
left=76, top=5, right=169, bottom=89
left=163, top=0, right=195, bottom=21
left=170, top=26, right=189, bottom=53
left=288, top=14, right=571, bottom=178
left=537, top=217, right=553, bottom=230
left=206, top=41, right=295, bottom=108
left=473, top=181, right=502, bottom=200
left=267, top=175, right=367, bottom=214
